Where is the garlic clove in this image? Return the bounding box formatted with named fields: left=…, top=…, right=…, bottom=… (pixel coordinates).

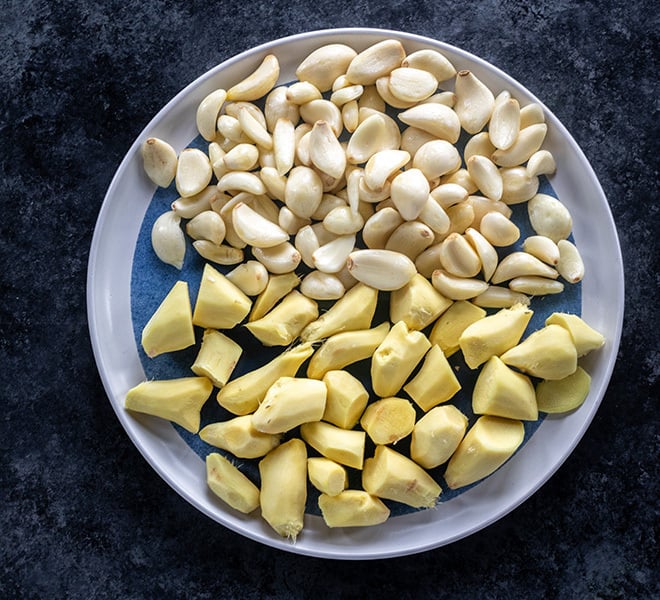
left=151, top=210, right=186, bottom=269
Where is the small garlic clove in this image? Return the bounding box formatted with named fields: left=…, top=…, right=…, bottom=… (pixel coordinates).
left=312, top=193, right=347, bottom=220
left=284, top=166, right=324, bottom=218
left=252, top=242, right=301, bottom=274
left=438, top=233, right=482, bottom=278
left=362, top=207, right=404, bottom=249
left=323, top=206, right=364, bottom=235
left=259, top=166, right=287, bottom=201
left=222, top=143, right=259, bottom=171
left=479, top=211, right=521, bottom=246
left=217, top=114, right=249, bottom=143
left=345, top=39, right=406, bottom=85
left=441, top=202, right=475, bottom=240
left=278, top=206, right=311, bottom=236
left=186, top=210, right=226, bottom=245
left=464, top=227, right=499, bottom=282
left=192, top=240, right=244, bottom=265
left=217, top=171, right=267, bottom=196
left=429, top=182, right=469, bottom=209
left=272, top=117, right=296, bottom=175
left=341, top=100, right=359, bottom=133
left=358, top=84, right=386, bottom=112
left=196, top=89, right=227, bottom=141
left=390, top=168, right=430, bottom=220
left=526, top=150, right=557, bottom=177
left=508, top=276, right=564, bottom=295
left=175, top=148, right=212, bottom=198
left=232, top=202, right=289, bottom=248
left=500, top=167, right=540, bottom=204
left=467, top=155, right=503, bottom=201
left=454, top=70, right=495, bottom=134
left=519, top=102, right=545, bottom=128
left=330, top=84, right=364, bottom=107
left=151, top=211, right=186, bottom=269
left=299, top=99, right=343, bottom=137
left=491, top=123, right=548, bottom=167
left=488, top=93, right=521, bottom=150
left=300, top=271, right=346, bottom=301
left=374, top=76, right=418, bottom=109
left=264, top=86, right=300, bottom=132
left=358, top=177, right=392, bottom=204
left=527, top=193, right=573, bottom=242
left=472, top=285, right=530, bottom=308
left=417, top=196, right=451, bottom=235
left=226, top=260, right=270, bottom=296
left=295, top=130, right=312, bottom=167
left=172, top=185, right=219, bottom=219
left=464, top=195, right=512, bottom=228
left=237, top=107, right=273, bottom=150
left=401, top=49, right=456, bottom=82
left=385, top=220, right=435, bottom=261
left=294, top=224, right=321, bottom=268
left=295, top=44, right=358, bottom=92
left=421, top=91, right=456, bottom=107
left=346, top=249, right=417, bottom=291
left=364, top=149, right=410, bottom=192
left=398, top=103, right=461, bottom=143
left=522, top=235, right=560, bottom=266
left=313, top=234, right=356, bottom=274
left=463, top=132, right=496, bottom=163
left=346, top=113, right=397, bottom=164
left=431, top=269, right=489, bottom=300
left=309, top=120, right=347, bottom=180
left=556, top=239, right=585, bottom=283
left=440, top=168, right=478, bottom=194
left=413, top=139, right=461, bottom=181
left=490, top=251, right=559, bottom=284
left=285, top=81, right=323, bottom=105
left=226, top=54, right=280, bottom=102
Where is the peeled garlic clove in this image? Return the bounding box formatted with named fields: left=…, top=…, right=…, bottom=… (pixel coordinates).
left=346, top=113, right=396, bottom=164
left=454, top=70, right=495, bottom=134
left=374, top=76, right=417, bottom=109
left=556, top=239, right=585, bottom=283
left=227, top=54, right=280, bottom=102
left=299, top=99, right=343, bottom=136
left=312, top=194, right=346, bottom=220
left=172, top=185, right=218, bottom=219
left=464, top=227, right=499, bottom=281
left=398, top=103, right=461, bottom=143
left=253, top=242, right=301, bottom=274
left=364, top=149, right=410, bottom=192
left=390, top=168, right=430, bottom=220
left=346, top=249, right=417, bottom=291
left=471, top=285, right=530, bottom=308
left=358, top=84, right=386, bottom=112
left=385, top=220, right=435, bottom=261
left=313, top=234, right=356, bottom=273
left=330, top=84, right=364, bottom=107
left=236, top=107, right=272, bottom=150
left=193, top=240, right=244, bottom=265
left=151, top=211, right=186, bottom=269
left=488, top=93, right=520, bottom=150
left=400, top=126, right=437, bottom=159
left=342, top=100, right=359, bottom=133
left=232, top=202, right=289, bottom=248
left=284, top=166, right=323, bottom=218
left=346, top=39, right=406, bottom=85
left=217, top=114, right=249, bottom=143
left=186, top=210, right=226, bottom=245
left=286, top=81, right=323, bottom=104
left=217, top=171, right=266, bottom=195
left=358, top=177, right=391, bottom=204
left=264, top=86, right=300, bottom=132
left=491, top=251, right=559, bottom=284
left=226, top=260, right=270, bottom=296
left=519, top=102, right=545, bottom=128
left=522, top=235, right=560, bottom=265
left=176, top=148, right=212, bottom=198
left=323, top=205, right=364, bottom=235
left=296, top=43, right=358, bottom=92
left=412, top=139, right=461, bottom=181
left=463, top=132, right=496, bottom=163
left=309, top=120, right=347, bottom=179
left=479, top=211, right=521, bottom=246
left=401, top=48, right=456, bottom=82
left=414, top=243, right=442, bottom=278
left=430, top=182, right=469, bottom=209
left=259, top=166, right=287, bottom=201
left=527, top=193, right=573, bottom=242
left=294, top=224, right=320, bottom=268
left=278, top=206, right=310, bottom=236
left=141, top=137, right=178, bottom=188
left=196, top=89, right=227, bottom=141
left=500, top=167, right=540, bottom=204
left=422, top=91, right=456, bottom=107
left=491, top=123, right=547, bottom=167
left=467, top=155, right=503, bottom=201
left=432, top=269, right=489, bottom=300
left=464, top=195, right=512, bottom=228
left=509, top=276, right=564, bottom=295
left=526, top=150, right=557, bottom=177
left=418, top=196, right=451, bottom=235
left=441, top=168, right=478, bottom=194
left=300, top=271, right=346, bottom=300
left=222, top=143, right=259, bottom=171
left=439, top=233, right=482, bottom=278
left=443, top=202, right=476, bottom=239
left=362, top=207, right=404, bottom=249
left=271, top=117, right=296, bottom=176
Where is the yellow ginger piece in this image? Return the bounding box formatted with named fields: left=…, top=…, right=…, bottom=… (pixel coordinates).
left=322, top=370, right=370, bottom=429
left=193, top=263, right=252, bottom=329
left=472, top=356, right=538, bottom=421
left=371, top=320, right=431, bottom=397
left=403, top=344, right=461, bottom=411
left=307, top=457, right=348, bottom=497
left=444, top=415, right=524, bottom=489
left=458, top=302, right=533, bottom=369
left=536, top=366, right=592, bottom=413
left=206, top=452, right=260, bottom=514
left=362, top=445, right=442, bottom=508
left=360, top=397, right=416, bottom=445
left=191, top=329, right=242, bottom=387
left=141, top=280, right=195, bottom=358
left=259, top=439, right=307, bottom=540
left=318, top=490, right=390, bottom=528
left=411, top=405, right=468, bottom=469
left=200, top=415, right=280, bottom=458
left=545, top=313, right=605, bottom=357
left=389, top=273, right=453, bottom=330
left=429, top=300, right=486, bottom=357
left=500, top=324, right=577, bottom=380
left=125, top=376, right=213, bottom=433
left=216, top=343, right=314, bottom=415
left=249, top=272, right=300, bottom=322
left=245, top=290, right=318, bottom=346
left=300, top=421, right=366, bottom=470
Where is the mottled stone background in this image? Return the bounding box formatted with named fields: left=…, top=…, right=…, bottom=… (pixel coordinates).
left=1, top=1, right=657, bottom=598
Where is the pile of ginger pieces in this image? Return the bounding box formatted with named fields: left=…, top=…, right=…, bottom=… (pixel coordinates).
left=125, top=39, right=606, bottom=540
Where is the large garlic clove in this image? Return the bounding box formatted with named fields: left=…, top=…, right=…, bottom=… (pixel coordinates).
left=398, top=103, right=461, bottom=143
left=491, top=123, right=547, bottom=167
left=519, top=102, right=545, bottom=128
left=431, top=269, right=489, bottom=300
left=556, top=239, right=585, bottom=283
left=412, top=139, right=461, bottom=181
left=346, top=113, right=397, bottom=164
left=295, top=43, right=358, bottom=92
left=454, top=70, right=495, bottom=134
left=313, top=234, right=356, bottom=273
left=309, top=120, right=347, bottom=179
left=192, top=240, right=244, bottom=265
left=299, top=99, right=343, bottom=136
left=527, top=193, right=573, bottom=242
left=401, top=48, right=456, bottom=82
left=467, top=155, right=503, bottom=201
left=390, top=168, right=430, bottom=220
left=429, top=182, right=469, bottom=209
left=463, top=132, right=496, bottom=163
left=500, top=167, right=540, bottom=204
left=385, top=221, right=435, bottom=261
left=232, top=202, right=289, bottom=248
left=364, top=149, right=410, bottom=192
left=490, top=251, right=559, bottom=284
left=362, top=207, right=404, bottom=249
left=346, top=249, right=417, bottom=291
left=226, top=54, right=280, bottom=102
left=186, top=210, right=226, bottom=245
left=479, top=211, right=521, bottom=246
left=217, top=170, right=266, bottom=195
left=526, top=150, right=557, bottom=177
left=175, top=148, right=212, bottom=198
left=285, top=81, right=323, bottom=105
left=196, top=89, right=227, bottom=141
left=141, top=137, right=178, bottom=188
left=151, top=210, right=186, bottom=269
left=323, top=206, right=364, bottom=236
left=226, top=260, right=269, bottom=296
left=345, top=39, right=406, bottom=85
left=285, top=165, right=324, bottom=218
left=438, top=233, right=482, bottom=278
left=522, top=235, right=560, bottom=265
left=222, top=143, right=259, bottom=172
left=300, top=271, right=346, bottom=301
left=264, top=86, right=300, bottom=132
left=252, top=242, right=301, bottom=274
left=488, top=92, right=521, bottom=150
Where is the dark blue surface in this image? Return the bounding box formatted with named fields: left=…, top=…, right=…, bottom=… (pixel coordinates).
left=2, top=1, right=658, bottom=598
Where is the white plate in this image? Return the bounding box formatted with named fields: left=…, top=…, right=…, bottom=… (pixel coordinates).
left=87, top=28, right=624, bottom=559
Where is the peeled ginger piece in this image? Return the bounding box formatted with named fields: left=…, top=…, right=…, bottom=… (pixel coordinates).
left=536, top=366, right=592, bottom=413
left=319, top=490, right=390, bottom=528
left=206, top=452, right=260, bottom=514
